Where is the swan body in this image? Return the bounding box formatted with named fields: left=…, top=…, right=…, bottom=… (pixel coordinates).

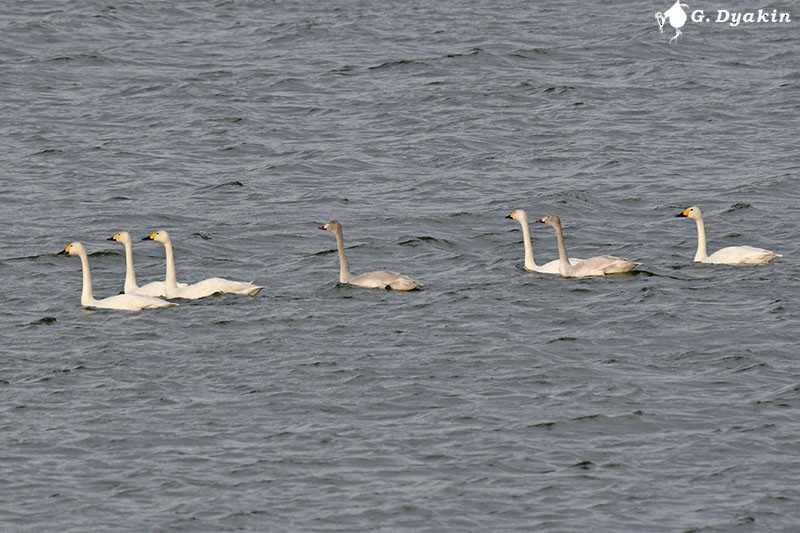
left=536, top=214, right=639, bottom=277
left=319, top=220, right=420, bottom=291
left=59, top=242, right=176, bottom=310
left=143, top=230, right=263, bottom=299
left=108, top=231, right=187, bottom=297
left=676, top=206, right=779, bottom=265
left=506, top=209, right=583, bottom=274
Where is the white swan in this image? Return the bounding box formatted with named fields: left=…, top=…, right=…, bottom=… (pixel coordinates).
left=108, top=231, right=187, bottom=297
left=319, top=219, right=420, bottom=291
left=506, top=209, right=584, bottom=274
left=59, top=242, right=176, bottom=311
left=536, top=214, right=639, bottom=277
left=676, top=206, right=780, bottom=264
left=143, top=230, right=263, bottom=299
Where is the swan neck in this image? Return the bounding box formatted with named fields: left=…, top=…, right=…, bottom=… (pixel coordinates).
left=78, top=249, right=96, bottom=306
left=333, top=228, right=352, bottom=283
left=552, top=220, right=572, bottom=275
left=123, top=240, right=137, bottom=292
left=694, top=217, right=708, bottom=261
left=162, top=238, right=180, bottom=293
left=518, top=218, right=537, bottom=270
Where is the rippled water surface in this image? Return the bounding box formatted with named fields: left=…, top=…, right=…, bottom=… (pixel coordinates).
left=1, top=1, right=799, bottom=531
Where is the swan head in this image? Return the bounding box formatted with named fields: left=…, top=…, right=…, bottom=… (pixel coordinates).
left=676, top=206, right=702, bottom=220
left=535, top=214, right=560, bottom=226
left=319, top=220, right=341, bottom=233
left=506, top=209, right=527, bottom=222
left=58, top=242, right=86, bottom=256
left=108, top=231, right=132, bottom=244
left=143, top=230, right=170, bottom=243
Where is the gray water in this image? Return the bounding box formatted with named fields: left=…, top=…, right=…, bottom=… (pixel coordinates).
left=1, top=1, right=799, bottom=531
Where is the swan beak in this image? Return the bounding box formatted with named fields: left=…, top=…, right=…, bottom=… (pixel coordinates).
left=675, top=211, right=688, bottom=218
left=505, top=213, right=514, bottom=219
left=319, top=225, right=328, bottom=230
left=57, top=245, right=70, bottom=255
left=534, top=218, right=545, bottom=223
left=142, top=233, right=156, bottom=241
left=107, top=234, right=119, bottom=241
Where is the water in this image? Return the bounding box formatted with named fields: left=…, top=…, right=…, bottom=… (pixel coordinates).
left=1, top=1, right=799, bottom=531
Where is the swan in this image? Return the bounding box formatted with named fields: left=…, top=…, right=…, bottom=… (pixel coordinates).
left=58, top=242, right=176, bottom=310
left=142, top=230, right=263, bottom=299
left=536, top=214, right=639, bottom=277
left=506, top=209, right=584, bottom=274
left=319, top=219, right=420, bottom=290
left=108, top=231, right=187, bottom=297
left=675, top=206, right=780, bottom=264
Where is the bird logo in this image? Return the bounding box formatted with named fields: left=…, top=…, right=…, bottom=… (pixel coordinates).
left=656, top=1, right=690, bottom=43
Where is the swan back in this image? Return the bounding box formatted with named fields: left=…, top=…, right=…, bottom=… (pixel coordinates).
left=706, top=246, right=779, bottom=265
left=173, top=277, right=263, bottom=298
left=351, top=271, right=420, bottom=291
left=90, top=292, right=176, bottom=311
left=563, top=256, right=638, bottom=277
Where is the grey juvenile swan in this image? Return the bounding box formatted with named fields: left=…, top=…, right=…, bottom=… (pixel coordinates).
left=319, top=219, right=420, bottom=291
left=536, top=214, right=638, bottom=277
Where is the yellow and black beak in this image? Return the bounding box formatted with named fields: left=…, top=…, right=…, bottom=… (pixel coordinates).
left=675, top=209, right=689, bottom=218
left=107, top=233, right=119, bottom=242
left=57, top=244, right=70, bottom=255
left=505, top=212, right=515, bottom=220
left=142, top=232, right=157, bottom=241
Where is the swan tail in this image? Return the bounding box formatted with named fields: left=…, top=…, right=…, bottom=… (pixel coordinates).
left=392, top=280, right=421, bottom=291
left=243, top=285, right=263, bottom=296
left=601, top=259, right=639, bottom=274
